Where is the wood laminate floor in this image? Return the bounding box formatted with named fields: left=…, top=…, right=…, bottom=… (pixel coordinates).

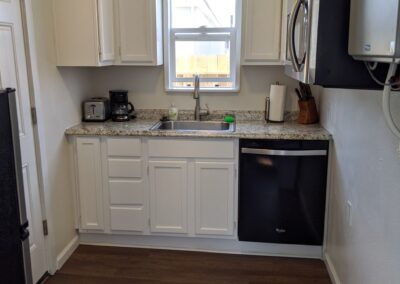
left=44, top=245, right=331, bottom=284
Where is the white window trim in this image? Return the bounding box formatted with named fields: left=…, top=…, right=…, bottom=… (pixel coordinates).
left=163, top=0, right=242, bottom=93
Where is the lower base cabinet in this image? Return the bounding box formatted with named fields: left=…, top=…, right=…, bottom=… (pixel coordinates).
left=106, top=138, right=146, bottom=233
left=195, top=162, right=235, bottom=236
left=149, top=160, right=188, bottom=234
left=72, top=137, right=237, bottom=238
left=75, top=138, right=104, bottom=231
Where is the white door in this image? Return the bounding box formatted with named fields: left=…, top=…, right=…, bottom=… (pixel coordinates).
left=195, top=161, right=235, bottom=236
left=149, top=160, right=188, bottom=234
left=0, top=0, right=47, bottom=282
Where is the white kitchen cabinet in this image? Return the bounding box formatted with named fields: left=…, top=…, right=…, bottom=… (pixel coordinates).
left=147, top=139, right=235, bottom=159
left=105, top=138, right=146, bottom=233
left=72, top=137, right=237, bottom=238
left=53, top=0, right=115, bottom=66
left=114, top=0, right=163, bottom=65
left=75, top=138, right=104, bottom=230
left=147, top=138, right=237, bottom=237
left=195, top=162, right=235, bottom=236
left=241, top=0, right=285, bottom=65
left=149, top=160, right=188, bottom=234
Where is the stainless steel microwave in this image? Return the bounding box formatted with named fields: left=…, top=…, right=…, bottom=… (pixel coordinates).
left=284, top=0, right=317, bottom=84
left=284, top=0, right=385, bottom=89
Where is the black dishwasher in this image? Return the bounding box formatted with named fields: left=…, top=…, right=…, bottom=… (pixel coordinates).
left=238, top=139, right=329, bottom=245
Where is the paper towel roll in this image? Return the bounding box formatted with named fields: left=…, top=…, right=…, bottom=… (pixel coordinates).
left=268, top=84, right=287, bottom=122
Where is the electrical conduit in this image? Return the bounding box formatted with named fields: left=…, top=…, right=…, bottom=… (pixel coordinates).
left=383, top=63, right=400, bottom=139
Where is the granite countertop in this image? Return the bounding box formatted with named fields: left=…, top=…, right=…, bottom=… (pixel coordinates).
left=65, top=120, right=332, bottom=141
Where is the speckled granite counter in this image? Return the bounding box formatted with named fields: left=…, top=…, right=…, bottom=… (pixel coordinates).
left=65, top=120, right=331, bottom=141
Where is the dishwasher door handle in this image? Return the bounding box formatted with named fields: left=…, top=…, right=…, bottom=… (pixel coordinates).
left=241, top=148, right=327, bottom=157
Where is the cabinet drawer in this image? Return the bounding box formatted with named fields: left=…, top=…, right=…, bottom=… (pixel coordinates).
left=108, top=159, right=142, bottom=178
left=109, top=180, right=144, bottom=205
left=107, top=138, right=141, bottom=156
left=148, top=139, right=235, bottom=158
left=110, top=207, right=144, bottom=231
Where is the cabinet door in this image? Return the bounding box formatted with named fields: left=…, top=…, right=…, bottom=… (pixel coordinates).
left=117, top=0, right=163, bottom=65
left=242, top=0, right=283, bottom=65
left=97, top=0, right=115, bottom=63
left=76, top=138, right=104, bottom=230
left=149, top=161, right=188, bottom=233
left=53, top=0, right=114, bottom=66
left=195, top=162, right=235, bottom=236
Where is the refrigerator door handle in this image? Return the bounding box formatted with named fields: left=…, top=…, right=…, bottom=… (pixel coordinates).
left=20, top=221, right=30, bottom=241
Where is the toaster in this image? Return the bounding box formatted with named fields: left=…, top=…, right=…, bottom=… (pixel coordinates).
left=82, top=97, right=110, bottom=122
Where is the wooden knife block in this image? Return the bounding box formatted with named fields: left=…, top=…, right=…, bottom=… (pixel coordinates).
left=298, top=98, right=319, bottom=124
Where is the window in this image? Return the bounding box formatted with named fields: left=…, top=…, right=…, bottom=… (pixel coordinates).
left=164, top=0, right=241, bottom=92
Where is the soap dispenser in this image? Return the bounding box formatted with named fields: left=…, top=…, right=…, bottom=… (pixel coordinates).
left=168, top=104, right=178, bottom=121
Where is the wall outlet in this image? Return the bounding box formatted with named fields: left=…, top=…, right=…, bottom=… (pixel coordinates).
left=346, top=200, right=353, bottom=227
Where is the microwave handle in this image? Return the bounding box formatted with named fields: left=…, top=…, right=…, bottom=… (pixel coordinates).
left=288, top=0, right=303, bottom=72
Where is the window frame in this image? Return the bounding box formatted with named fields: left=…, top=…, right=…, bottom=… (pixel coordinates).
left=163, top=0, right=242, bottom=93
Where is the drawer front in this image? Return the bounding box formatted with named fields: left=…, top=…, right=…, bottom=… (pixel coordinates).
left=109, top=180, right=144, bottom=205
left=148, top=139, right=235, bottom=158
left=108, top=159, right=142, bottom=178
left=107, top=138, right=141, bottom=157
left=110, top=207, right=144, bottom=231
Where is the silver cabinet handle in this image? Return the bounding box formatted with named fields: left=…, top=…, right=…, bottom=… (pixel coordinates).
left=276, top=228, right=287, bottom=234
left=241, top=148, right=327, bottom=157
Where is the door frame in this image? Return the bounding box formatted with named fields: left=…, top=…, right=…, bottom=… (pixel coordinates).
left=18, top=0, right=56, bottom=275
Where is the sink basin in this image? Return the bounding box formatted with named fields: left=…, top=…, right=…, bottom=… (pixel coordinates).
left=150, top=121, right=235, bottom=132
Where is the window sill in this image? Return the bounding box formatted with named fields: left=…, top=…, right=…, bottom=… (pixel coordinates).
left=165, top=87, right=240, bottom=94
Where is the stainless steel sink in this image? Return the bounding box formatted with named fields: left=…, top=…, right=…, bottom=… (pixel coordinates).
left=150, top=121, right=235, bottom=132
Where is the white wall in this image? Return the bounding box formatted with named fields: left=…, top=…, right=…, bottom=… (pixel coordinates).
left=30, top=0, right=91, bottom=263
left=88, top=66, right=299, bottom=111
left=320, top=88, right=400, bottom=284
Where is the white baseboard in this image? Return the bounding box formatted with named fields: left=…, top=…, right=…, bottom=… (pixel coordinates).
left=56, top=235, right=79, bottom=270
left=324, top=252, right=341, bottom=284
left=79, top=233, right=323, bottom=259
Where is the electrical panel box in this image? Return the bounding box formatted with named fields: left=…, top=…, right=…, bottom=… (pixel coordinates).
left=349, top=0, right=400, bottom=62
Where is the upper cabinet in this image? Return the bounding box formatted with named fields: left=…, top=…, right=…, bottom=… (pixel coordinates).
left=241, top=0, right=285, bottom=65
left=98, top=0, right=116, bottom=63
left=54, top=0, right=285, bottom=67
left=53, top=0, right=162, bottom=67
left=53, top=0, right=115, bottom=67
left=114, top=0, right=163, bottom=66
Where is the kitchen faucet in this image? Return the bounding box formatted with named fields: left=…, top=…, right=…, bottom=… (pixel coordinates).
left=193, top=75, right=209, bottom=121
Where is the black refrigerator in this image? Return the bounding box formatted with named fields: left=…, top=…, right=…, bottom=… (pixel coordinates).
left=0, top=88, right=33, bottom=284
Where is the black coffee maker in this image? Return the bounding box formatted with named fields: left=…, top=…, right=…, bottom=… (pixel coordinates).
left=109, top=90, right=135, bottom=122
